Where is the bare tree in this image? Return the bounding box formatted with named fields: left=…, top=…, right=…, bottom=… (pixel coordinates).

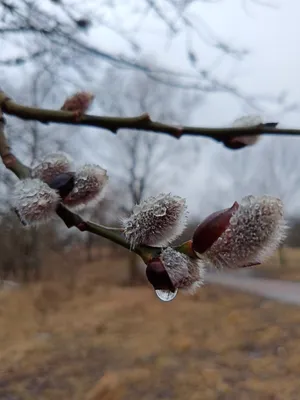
left=0, top=69, right=70, bottom=281
left=198, top=135, right=300, bottom=211
left=84, top=67, right=202, bottom=283
left=254, top=138, right=300, bottom=210
left=0, top=0, right=283, bottom=108
left=80, top=197, right=117, bottom=263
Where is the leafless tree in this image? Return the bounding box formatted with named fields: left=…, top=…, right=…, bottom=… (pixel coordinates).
left=0, top=0, right=283, bottom=107
left=198, top=135, right=300, bottom=210
left=254, top=138, right=300, bottom=210
left=0, top=69, right=70, bottom=281
left=83, top=66, right=203, bottom=283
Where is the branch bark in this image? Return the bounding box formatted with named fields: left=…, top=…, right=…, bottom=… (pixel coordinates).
left=0, top=90, right=297, bottom=141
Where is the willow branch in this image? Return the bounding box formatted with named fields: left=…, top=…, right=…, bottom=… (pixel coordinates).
left=0, top=111, right=156, bottom=263
left=56, top=205, right=156, bottom=262
left=0, top=112, right=31, bottom=179
left=0, top=90, right=298, bottom=141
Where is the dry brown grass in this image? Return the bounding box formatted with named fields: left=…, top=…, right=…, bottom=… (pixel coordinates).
left=258, top=247, right=300, bottom=281
left=1, top=256, right=300, bottom=399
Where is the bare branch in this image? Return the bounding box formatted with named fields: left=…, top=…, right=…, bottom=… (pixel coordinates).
left=0, top=90, right=299, bottom=144
left=0, top=0, right=281, bottom=106
left=0, top=113, right=31, bottom=179
left=0, top=107, right=159, bottom=265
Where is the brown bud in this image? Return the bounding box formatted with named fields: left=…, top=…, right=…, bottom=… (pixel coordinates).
left=224, top=121, right=278, bottom=150
left=146, top=258, right=176, bottom=292
left=192, top=201, right=239, bottom=254
left=223, top=135, right=260, bottom=150
left=61, top=91, right=94, bottom=114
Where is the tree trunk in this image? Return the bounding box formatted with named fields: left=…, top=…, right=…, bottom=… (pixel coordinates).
left=278, top=245, right=287, bottom=267
left=127, top=252, right=146, bottom=286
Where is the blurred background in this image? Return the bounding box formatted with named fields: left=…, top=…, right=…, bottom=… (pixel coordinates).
left=1, top=1, right=300, bottom=399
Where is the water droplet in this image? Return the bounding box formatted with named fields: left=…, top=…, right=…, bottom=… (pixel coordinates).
left=155, top=288, right=178, bottom=302
left=153, top=206, right=167, bottom=217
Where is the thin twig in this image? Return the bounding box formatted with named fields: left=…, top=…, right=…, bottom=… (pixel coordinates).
left=56, top=205, right=155, bottom=262
left=0, top=90, right=298, bottom=141
left=0, top=112, right=31, bottom=179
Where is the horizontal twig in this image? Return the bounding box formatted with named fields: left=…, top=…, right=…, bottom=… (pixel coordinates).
left=1, top=90, right=299, bottom=140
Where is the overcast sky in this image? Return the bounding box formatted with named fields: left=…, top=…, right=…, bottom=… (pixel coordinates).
left=80, top=0, right=300, bottom=125
left=84, top=0, right=300, bottom=219
left=2, top=0, right=300, bottom=221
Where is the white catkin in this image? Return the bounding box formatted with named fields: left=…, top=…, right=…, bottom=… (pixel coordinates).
left=161, top=247, right=205, bottom=293
left=11, top=179, right=60, bottom=225
left=31, top=152, right=73, bottom=183
left=122, top=193, right=188, bottom=248
left=232, top=115, right=263, bottom=127
left=230, top=115, right=263, bottom=146
left=63, top=164, right=108, bottom=209
left=202, top=195, right=288, bottom=269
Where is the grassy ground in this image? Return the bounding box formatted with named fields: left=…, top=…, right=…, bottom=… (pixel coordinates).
left=1, top=258, right=300, bottom=400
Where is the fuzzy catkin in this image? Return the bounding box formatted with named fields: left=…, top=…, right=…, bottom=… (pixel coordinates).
left=202, top=195, right=287, bottom=269
left=161, top=247, right=205, bottom=293
left=31, top=152, right=72, bottom=184
left=122, top=193, right=188, bottom=248
left=62, top=164, right=108, bottom=209
left=11, top=179, right=60, bottom=225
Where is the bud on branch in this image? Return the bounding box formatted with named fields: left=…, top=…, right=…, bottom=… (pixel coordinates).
left=223, top=115, right=278, bottom=150
left=10, top=152, right=108, bottom=225
left=31, top=152, right=73, bottom=183
left=62, top=164, right=108, bottom=209
left=0, top=93, right=292, bottom=303
left=192, top=195, right=287, bottom=269
left=11, top=179, right=60, bottom=225
left=61, top=91, right=95, bottom=120
left=146, top=247, right=205, bottom=301
left=122, top=193, right=188, bottom=248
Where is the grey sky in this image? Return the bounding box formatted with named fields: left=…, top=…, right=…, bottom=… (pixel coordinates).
left=82, top=1, right=300, bottom=124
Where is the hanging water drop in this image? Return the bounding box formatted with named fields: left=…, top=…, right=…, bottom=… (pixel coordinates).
left=155, top=288, right=178, bottom=302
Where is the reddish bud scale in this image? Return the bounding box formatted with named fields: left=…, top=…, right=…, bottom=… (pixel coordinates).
left=146, top=248, right=205, bottom=294
left=224, top=135, right=260, bottom=150
left=192, top=202, right=239, bottom=254
left=146, top=258, right=176, bottom=292
left=195, top=195, right=287, bottom=270
left=61, top=91, right=94, bottom=114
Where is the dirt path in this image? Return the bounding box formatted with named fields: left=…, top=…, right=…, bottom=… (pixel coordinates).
left=206, top=271, right=300, bottom=305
